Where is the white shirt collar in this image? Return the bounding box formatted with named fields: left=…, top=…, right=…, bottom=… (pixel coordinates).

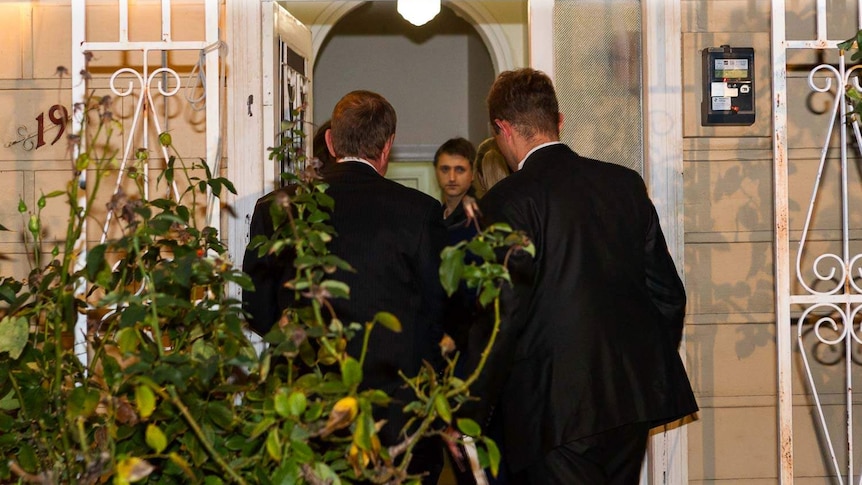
left=338, top=157, right=379, bottom=174
left=517, top=141, right=563, bottom=171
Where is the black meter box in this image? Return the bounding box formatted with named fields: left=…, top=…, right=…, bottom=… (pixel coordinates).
left=702, top=46, right=755, bottom=126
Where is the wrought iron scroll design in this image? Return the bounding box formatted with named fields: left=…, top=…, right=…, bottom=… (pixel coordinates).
left=795, top=52, right=862, bottom=485
left=100, top=66, right=184, bottom=243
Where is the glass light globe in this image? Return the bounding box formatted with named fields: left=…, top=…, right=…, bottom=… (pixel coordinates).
left=397, top=0, right=441, bottom=27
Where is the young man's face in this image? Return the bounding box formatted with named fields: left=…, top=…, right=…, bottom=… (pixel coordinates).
left=435, top=153, right=474, bottom=200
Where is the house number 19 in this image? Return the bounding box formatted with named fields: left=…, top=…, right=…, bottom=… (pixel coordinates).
left=4, top=104, right=69, bottom=151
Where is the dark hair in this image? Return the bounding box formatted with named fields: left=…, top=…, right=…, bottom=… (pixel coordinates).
left=329, top=90, right=397, bottom=161
left=433, top=137, right=476, bottom=167
left=312, top=120, right=334, bottom=169
left=487, top=68, right=560, bottom=140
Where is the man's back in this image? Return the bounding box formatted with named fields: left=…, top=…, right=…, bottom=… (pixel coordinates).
left=476, top=143, right=698, bottom=472
left=321, top=162, right=447, bottom=395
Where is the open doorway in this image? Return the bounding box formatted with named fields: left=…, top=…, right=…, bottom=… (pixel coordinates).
left=290, top=1, right=499, bottom=198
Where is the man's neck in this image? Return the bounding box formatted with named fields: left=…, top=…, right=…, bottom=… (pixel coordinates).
left=338, top=156, right=385, bottom=175
left=514, top=133, right=558, bottom=163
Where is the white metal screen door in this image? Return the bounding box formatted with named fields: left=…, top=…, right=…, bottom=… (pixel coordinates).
left=772, top=1, right=862, bottom=482
left=70, top=0, right=223, bottom=361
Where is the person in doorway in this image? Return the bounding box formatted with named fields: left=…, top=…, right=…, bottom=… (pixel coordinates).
left=242, top=90, right=448, bottom=484
left=434, top=137, right=477, bottom=238
left=432, top=137, right=479, bottom=358
left=464, top=68, right=698, bottom=484
left=471, top=137, right=511, bottom=199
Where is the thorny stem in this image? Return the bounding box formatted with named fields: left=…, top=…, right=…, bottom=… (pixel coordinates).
left=446, top=294, right=501, bottom=399
left=164, top=386, right=248, bottom=485
left=164, top=143, right=199, bottom=226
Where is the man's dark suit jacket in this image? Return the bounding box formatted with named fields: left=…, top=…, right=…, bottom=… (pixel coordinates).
left=242, top=161, right=448, bottom=446
left=469, top=143, right=698, bottom=473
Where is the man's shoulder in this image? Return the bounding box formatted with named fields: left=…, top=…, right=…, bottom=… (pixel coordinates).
left=531, top=145, right=643, bottom=183
left=255, top=185, right=300, bottom=208
left=380, top=176, right=440, bottom=207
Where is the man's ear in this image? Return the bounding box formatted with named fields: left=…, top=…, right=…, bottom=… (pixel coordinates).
left=558, top=112, right=564, bottom=135
left=325, top=129, right=336, bottom=158
left=378, top=134, right=396, bottom=175
left=497, top=119, right=519, bottom=143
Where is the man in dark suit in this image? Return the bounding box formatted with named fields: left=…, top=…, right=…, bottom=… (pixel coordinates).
left=242, top=90, right=448, bottom=482
left=466, top=68, right=698, bottom=484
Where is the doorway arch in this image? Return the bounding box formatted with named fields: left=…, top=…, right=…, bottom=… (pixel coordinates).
left=305, top=1, right=517, bottom=74
left=306, top=1, right=499, bottom=199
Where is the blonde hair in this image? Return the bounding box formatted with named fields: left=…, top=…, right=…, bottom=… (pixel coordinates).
left=472, top=137, right=511, bottom=198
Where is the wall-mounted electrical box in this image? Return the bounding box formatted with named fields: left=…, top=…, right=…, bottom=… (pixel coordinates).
left=701, top=45, right=755, bottom=126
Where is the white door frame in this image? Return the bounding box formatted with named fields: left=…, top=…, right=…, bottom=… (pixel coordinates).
left=228, top=1, right=688, bottom=482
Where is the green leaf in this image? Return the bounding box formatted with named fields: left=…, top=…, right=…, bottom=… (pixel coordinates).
left=341, top=357, right=363, bottom=388
left=466, top=238, right=496, bottom=263
left=67, top=386, right=100, bottom=420
left=0, top=316, right=28, bottom=359
left=208, top=179, right=222, bottom=197
left=321, top=280, right=350, bottom=299
left=484, top=437, right=501, bottom=477
left=266, top=428, right=282, bottom=461
left=17, top=441, right=37, bottom=473
left=116, top=327, right=139, bottom=353
left=136, top=384, right=156, bottom=420
left=313, top=463, right=341, bottom=484
left=146, top=423, right=168, bottom=454
left=433, top=393, right=452, bottom=423
left=290, top=438, right=314, bottom=463
left=203, top=476, right=225, bottom=485
left=274, top=390, right=291, bottom=418
left=249, top=417, right=276, bottom=440
left=478, top=280, right=500, bottom=307
left=207, top=402, right=234, bottom=430
left=120, top=304, right=147, bottom=329
left=353, top=409, right=374, bottom=451
left=372, top=312, right=401, bottom=333
left=439, top=246, right=465, bottom=296
left=364, top=389, right=391, bottom=405
left=0, top=410, right=13, bottom=431
left=287, top=391, right=307, bottom=417
left=303, top=401, right=323, bottom=422
left=294, top=373, right=321, bottom=390
left=308, top=209, right=328, bottom=223
left=456, top=418, right=482, bottom=437
left=218, top=177, right=237, bottom=195
left=223, top=270, right=253, bottom=290
left=176, top=204, right=190, bottom=223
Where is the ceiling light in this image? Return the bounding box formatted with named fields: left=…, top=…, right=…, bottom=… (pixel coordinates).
left=397, top=0, right=441, bottom=27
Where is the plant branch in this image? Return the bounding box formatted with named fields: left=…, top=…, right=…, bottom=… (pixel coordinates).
left=165, top=386, right=247, bottom=485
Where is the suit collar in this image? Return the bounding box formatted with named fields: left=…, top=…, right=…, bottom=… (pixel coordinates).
left=337, top=157, right=380, bottom=173
left=518, top=141, right=566, bottom=170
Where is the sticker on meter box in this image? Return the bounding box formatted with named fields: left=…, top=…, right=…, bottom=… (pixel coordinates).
left=711, top=96, right=732, bottom=111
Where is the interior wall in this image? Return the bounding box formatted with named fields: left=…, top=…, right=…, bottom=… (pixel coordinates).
left=310, top=2, right=495, bottom=155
